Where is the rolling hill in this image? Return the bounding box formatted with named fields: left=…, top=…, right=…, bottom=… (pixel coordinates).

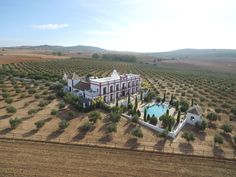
left=5, top=45, right=107, bottom=53
left=146, top=49, right=236, bottom=60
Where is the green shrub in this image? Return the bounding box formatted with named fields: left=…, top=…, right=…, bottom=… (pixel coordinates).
left=15, top=88, right=21, bottom=93
left=214, top=134, right=223, bottom=145
left=81, top=122, right=93, bottom=132
left=38, top=100, right=49, bottom=107
left=5, top=97, right=13, bottom=104
left=59, top=100, right=66, bottom=109
left=131, top=127, right=143, bottom=138
left=89, top=111, right=102, bottom=124
left=207, top=112, right=218, bottom=122
left=109, top=111, right=121, bottom=123
left=28, top=88, right=36, bottom=94
left=47, top=94, right=56, bottom=100
left=59, top=119, right=69, bottom=130
left=195, top=119, right=208, bottom=131
left=35, top=120, right=45, bottom=129
left=9, top=117, right=22, bottom=129
left=6, top=106, right=16, bottom=114
left=149, top=115, right=157, bottom=126
left=51, top=109, right=58, bottom=116
left=68, top=111, right=75, bottom=118
left=28, top=109, right=36, bottom=115
left=221, top=123, right=233, bottom=133
left=181, top=131, right=195, bottom=143
left=107, top=122, right=117, bottom=133
left=2, top=92, right=10, bottom=98
left=132, top=114, right=139, bottom=123
left=34, top=94, right=41, bottom=99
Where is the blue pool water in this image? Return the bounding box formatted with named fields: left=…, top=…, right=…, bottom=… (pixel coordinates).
left=146, top=104, right=168, bottom=118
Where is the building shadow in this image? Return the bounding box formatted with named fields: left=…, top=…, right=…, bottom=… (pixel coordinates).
left=178, top=143, right=194, bottom=154
left=213, top=145, right=224, bottom=158
left=22, top=129, right=38, bottom=137
left=46, top=129, right=63, bottom=140
left=125, top=138, right=139, bottom=149
left=0, top=127, right=12, bottom=135
left=98, top=134, right=113, bottom=144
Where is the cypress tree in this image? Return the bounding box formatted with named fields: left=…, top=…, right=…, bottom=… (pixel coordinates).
left=134, top=96, right=138, bottom=110
left=128, top=94, right=130, bottom=105
left=144, top=109, right=147, bottom=122
left=177, top=110, right=181, bottom=124
left=175, top=100, right=179, bottom=111
left=116, top=99, right=118, bottom=107
left=166, top=109, right=169, bottom=116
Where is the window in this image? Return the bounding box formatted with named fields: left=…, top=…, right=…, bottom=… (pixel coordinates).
left=190, top=116, right=195, bottom=121
left=116, top=84, right=119, bottom=91
left=122, top=83, right=125, bottom=89
left=103, top=87, right=107, bottom=94
left=110, top=85, right=113, bottom=92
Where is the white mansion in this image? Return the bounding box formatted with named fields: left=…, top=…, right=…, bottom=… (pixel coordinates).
left=63, top=70, right=141, bottom=103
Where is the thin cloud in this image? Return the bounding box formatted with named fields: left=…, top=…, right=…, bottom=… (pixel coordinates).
left=32, top=24, right=69, bottom=30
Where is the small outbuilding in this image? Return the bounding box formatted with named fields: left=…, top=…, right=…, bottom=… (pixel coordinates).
left=186, top=105, right=203, bottom=125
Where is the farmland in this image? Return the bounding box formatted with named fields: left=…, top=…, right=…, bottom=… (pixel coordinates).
left=0, top=139, right=235, bottom=177
left=0, top=58, right=236, bottom=159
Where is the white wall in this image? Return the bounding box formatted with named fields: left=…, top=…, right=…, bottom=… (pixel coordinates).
left=68, top=79, right=80, bottom=91
left=186, top=113, right=202, bottom=125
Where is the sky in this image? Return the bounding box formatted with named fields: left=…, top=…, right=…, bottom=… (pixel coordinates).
left=0, top=0, right=236, bottom=52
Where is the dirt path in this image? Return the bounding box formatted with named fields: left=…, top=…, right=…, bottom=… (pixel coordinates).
left=0, top=139, right=235, bottom=177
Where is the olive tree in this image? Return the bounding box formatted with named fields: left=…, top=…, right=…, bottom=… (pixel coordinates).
left=131, top=127, right=143, bottom=139
left=181, top=131, right=195, bottom=143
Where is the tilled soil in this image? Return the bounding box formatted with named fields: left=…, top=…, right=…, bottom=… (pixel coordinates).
left=0, top=139, right=235, bottom=177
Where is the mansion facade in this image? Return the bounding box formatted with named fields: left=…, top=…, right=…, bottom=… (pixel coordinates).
left=63, top=70, right=141, bottom=103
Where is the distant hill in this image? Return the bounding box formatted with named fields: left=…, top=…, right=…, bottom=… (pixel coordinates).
left=146, top=49, right=236, bottom=59
left=5, top=45, right=107, bottom=53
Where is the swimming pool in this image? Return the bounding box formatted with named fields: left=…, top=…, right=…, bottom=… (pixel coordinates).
left=146, top=104, right=168, bottom=118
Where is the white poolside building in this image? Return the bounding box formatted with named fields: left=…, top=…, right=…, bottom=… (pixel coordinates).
left=63, top=70, right=141, bottom=103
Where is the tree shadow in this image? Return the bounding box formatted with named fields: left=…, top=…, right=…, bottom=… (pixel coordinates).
left=44, top=117, right=52, bottom=122
left=213, top=145, right=225, bottom=158
left=178, top=143, right=194, bottom=154
left=220, top=133, right=234, bottom=146
left=125, top=138, right=139, bottom=149
left=102, top=115, right=110, bottom=123
left=21, top=115, right=33, bottom=121
left=46, top=129, right=63, bottom=140
left=98, top=134, right=113, bottom=144
left=124, top=123, right=136, bottom=135
left=196, top=131, right=206, bottom=141
left=208, top=122, right=217, bottom=129
left=98, top=123, right=109, bottom=133
left=0, top=105, right=6, bottom=109
left=0, top=127, right=12, bottom=135
left=22, top=129, right=38, bottom=137
left=154, top=139, right=166, bottom=151
left=73, top=126, right=95, bottom=141
left=0, top=114, right=12, bottom=120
